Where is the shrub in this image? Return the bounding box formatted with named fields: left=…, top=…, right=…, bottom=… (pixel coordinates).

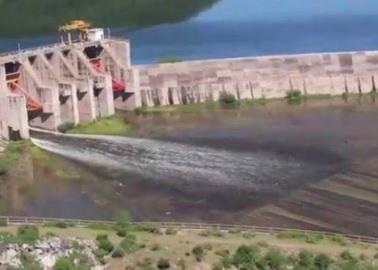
left=53, top=257, right=75, bottom=270
left=215, top=249, right=230, bottom=257
left=94, top=248, right=108, bottom=260
left=96, top=234, right=108, bottom=242
left=192, top=245, right=205, bottom=262
left=262, top=249, right=287, bottom=270
left=340, top=250, right=354, bottom=261
left=286, top=89, right=302, bottom=102
left=116, top=227, right=127, bottom=237
left=0, top=217, right=7, bottom=227
left=137, top=258, right=154, bottom=270
left=314, top=254, right=332, bottom=270
left=137, top=224, right=161, bottom=234
left=257, top=241, right=269, bottom=248
left=232, top=245, right=260, bottom=268
left=150, top=243, right=161, bottom=251
left=156, top=56, right=182, bottom=64
left=119, top=234, right=138, bottom=253
left=17, top=225, right=39, bottom=242
left=329, top=235, right=348, bottom=246
left=111, top=247, right=125, bottom=258
left=219, top=92, right=237, bottom=105
left=87, top=223, right=112, bottom=231
left=55, top=221, right=70, bottom=229
left=202, top=243, right=213, bottom=251
left=297, top=250, right=314, bottom=268
left=374, top=252, right=378, bottom=259
left=157, top=258, right=170, bottom=269
left=20, top=254, right=43, bottom=270
left=57, top=122, right=75, bottom=133
left=96, top=234, right=114, bottom=254
left=242, top=232, right=256, bottom=239
left=165, top=228, right=177, bottom=235
left=115, top=210, right=130, bottom=227
left=45, top=231, right=57, bottom=238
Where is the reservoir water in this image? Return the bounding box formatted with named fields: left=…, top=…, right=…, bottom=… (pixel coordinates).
left=2, top=0, right=378, bottom=63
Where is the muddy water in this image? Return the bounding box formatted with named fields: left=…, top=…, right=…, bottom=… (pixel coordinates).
left=1, top=97, right=378, bottom=233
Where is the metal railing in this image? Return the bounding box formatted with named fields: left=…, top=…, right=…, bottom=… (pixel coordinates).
left=0, top=216, right=377, bottom=244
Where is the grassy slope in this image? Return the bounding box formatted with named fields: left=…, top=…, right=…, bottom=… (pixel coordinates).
left=0, top=0, right=220, bottom=36
left=1, top=225, right=377, bottom=269
left=66, top=116, right=132, bottom=136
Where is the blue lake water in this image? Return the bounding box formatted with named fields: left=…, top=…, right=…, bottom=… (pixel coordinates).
left=2, top=0, right=378, bottom=64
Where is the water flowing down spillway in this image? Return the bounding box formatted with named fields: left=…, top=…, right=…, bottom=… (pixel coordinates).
left=31, top=134, right=315, bottom=192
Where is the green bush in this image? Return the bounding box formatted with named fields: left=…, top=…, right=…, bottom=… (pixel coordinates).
left=87, top=223, right=112, bottom=231
left=262, top=248, right=287, bottom=269
left=96, top=234, right=114, bottom=254
left=156, top=56, right=182, bottom=64
left=257, top=241, right=269, bottom=248
left=340, top=250, right=354, bottom=261
left=119, top=234, right=138, bottom=253
left=94, top=248, right=108, bottom=260
left=54, top=221, right=71, bottom=229
left=165, top=228, right=177, bottom=235
left=57, top=122, right=75, bottom=133
left=286, top=89, right=302, bottom=103
left=297, top=250, right=315, bottom=268
left=115, top=210, right=131, bottom=227
left=215, top=249, right=230, bottom=257
left=150, top=243, right=161, bottom=251
left=192, top=245, right=205, bottom=262
left=157, top=258, right=170, bottom=269
left=17, top=225, right=39, bottom=243
left=219, top=92, right=237, bottom=105
left=116, top=227, right=127, bottom=237
left=111, top=247, right=125, bottom=258
left=232, top=245, right=260, bottom=269
left=53, top=257, right=75, bottom=270
left=242, top=232, right=256, bottom=239
left=202, top=243, right=213, bottom=251
left=96, top=234, right=108, bottom=242
left=0, top=217, right=7, bottom=227
left=314, top=254, right=332, bottom=270
left=329, top=235, right=348, bottom=246
left=20, top=254, right=43, bottom=270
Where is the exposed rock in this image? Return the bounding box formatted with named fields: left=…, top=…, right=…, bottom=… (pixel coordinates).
left=0, top=237, right=106, bottom=270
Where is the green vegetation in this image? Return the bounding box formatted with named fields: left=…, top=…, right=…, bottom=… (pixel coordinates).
left=286, top=89, right=303, bottom=103
left=19, top=253, right=43, bottom=270
left=0, top=0, right=220, bottom=36
left=0, top=222, right=377, bottom=270
left=57, top=122, right=76, bottom=133
left=156, top=56, right=183, bottom=64
left=0, top=141, right=28, bottom=176
left=65, top=116, right=132, bottom=136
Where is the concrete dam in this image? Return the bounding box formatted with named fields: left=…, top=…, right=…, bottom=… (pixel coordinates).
left=2, top=30, right=378, bottom=140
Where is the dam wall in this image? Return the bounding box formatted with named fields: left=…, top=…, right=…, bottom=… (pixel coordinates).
left=0, top=38, right=140, bottom=140
left=137, top=51, right=378, bottom=106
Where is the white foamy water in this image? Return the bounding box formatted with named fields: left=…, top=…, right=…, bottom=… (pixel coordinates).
left=32, top=134, right=306, bottom=190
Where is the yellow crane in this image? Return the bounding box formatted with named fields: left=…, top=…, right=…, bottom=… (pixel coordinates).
left=59, top=20, right=91, bottom=44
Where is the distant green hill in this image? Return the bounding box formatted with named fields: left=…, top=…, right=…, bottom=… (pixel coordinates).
left=0, top=0, right=220, bottom=37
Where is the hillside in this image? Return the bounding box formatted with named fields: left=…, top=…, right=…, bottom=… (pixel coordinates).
left=0, top=0, right=219, bottom=36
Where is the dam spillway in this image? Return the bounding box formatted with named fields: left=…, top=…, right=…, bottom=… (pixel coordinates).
left=0, top=37, right=140, bottom=140
left=3, top=31, right=378, bottom=139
